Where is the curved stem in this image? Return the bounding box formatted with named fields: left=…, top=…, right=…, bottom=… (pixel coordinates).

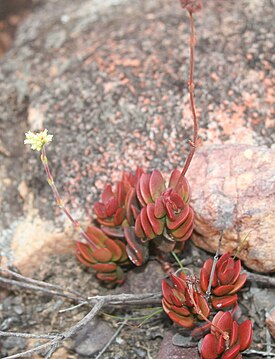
left=175, top=11, right=198, bottom=191
left=41, top=146, right=97, bottom=249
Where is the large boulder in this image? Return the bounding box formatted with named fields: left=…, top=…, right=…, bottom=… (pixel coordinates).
left=188, top=144, right=275, bottom=273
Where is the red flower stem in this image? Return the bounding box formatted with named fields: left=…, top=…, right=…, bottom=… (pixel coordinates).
left=175, top=11, right=198, bottom=191
left=206, top=231, right=223, bottom=300
left=188, top=286, right=229, bottom=341
left=40, top=146, right=97, bottom=249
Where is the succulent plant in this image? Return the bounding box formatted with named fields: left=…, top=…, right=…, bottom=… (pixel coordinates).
left=93, top=168, right=149, bottom=267
left=135, top=169, right=194, bottom=253
left=200, top=311, right=253, bottom=359
left=94, top=168, right=143, bottom=228
left=200, top=253, right=247, bottom=309
left=162, top=272, right=210, bottom=328
left=76, top=226, right=129, bottom=285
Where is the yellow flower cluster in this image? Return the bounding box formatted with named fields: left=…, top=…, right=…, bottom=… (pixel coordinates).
left=24, top=129, right=53, bottom=151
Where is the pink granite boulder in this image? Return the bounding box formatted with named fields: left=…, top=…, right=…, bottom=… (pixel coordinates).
left=188, top=144, right=275, bottom=273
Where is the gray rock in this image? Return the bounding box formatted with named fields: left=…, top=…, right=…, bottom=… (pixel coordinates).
left=117, top=261, right=164, bottom=295
left=73, top=317, right=115, bottom=356
left=2, top=337, right=26, bottom=350
left=133, top=347, right=147, bottom=358
left=250, top=287, right=275, bottom=313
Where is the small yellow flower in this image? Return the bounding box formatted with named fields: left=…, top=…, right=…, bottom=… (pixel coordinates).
left=24, top=129, right=53, bottom=151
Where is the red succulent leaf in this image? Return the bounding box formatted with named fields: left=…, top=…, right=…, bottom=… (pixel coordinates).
left=94, top=202, right=107, bottom=219
left=104, top=238, right=123, bottom=261
left=131, top=205, right=139, bottom=220
left=185, top=288, right=194, bottom=307
left=92, top=248, right=113, bottom=263
left=175, top=177, right=191, bottom=203
left=228, top=274, right=247, bottom=294
left=165, top=201, right=176, bottom=220
left=171, top=274, right=187, bottom=292
left=125, top=187, right=137, bottom=225
left=221, top=344, right=240, bottom=359
left=135, top=214, right=145, bottom=238
left=149, top=169, right=166, bottom=201
left=238, top=320, right=253, bottom=351
left=136, top=181, right=146, bottom=207
left=200, top=267, right=210, bottom=293
left=200, top=258, right=218, bottom=288
left=75, top=249, right=93, bottom=267
left=139, top=173, right=153, bottom=205
left=168, top=169, right=181, bottom=189
left=101, top=184, right=114, bottom=204
left=216, top=253, right=232, bottom=271
left=176, top=224, right=194, bottom=242
left=215, top=311, right=233, bottom=334
left=101, top=226, right=125, bottom=238
left=165, top=309, right=194, bottom=328
left=146, top=203, right=164, bottom=235
left=140, top=207, right=156, bottom=239
left=86, top=226, right=108, bottom=246
left=113, top=207, right=125, bottom=226
left=212, top=294, right=238, bottom=309
left=211, top=311, right=225, bottom=333
left=134, top=167, right=144, bottom=184
left=170, top=292, right=185, bottom=307
left=219, top=257, right=236, bottom=285
left=200, top=333, right=218, bottom=359
left=154, top=197, right=166, bottom=218
left=170, top=206, right=194, bottom=238
left=96, top=269, right=123, bottom=283
left=213, top=285, right=236, bottom=296
left=162, top=279, right=174, bottom=304
left=171, top=304, right=190, bottom=317
left=116, top=181, right=126, bottom=207
left=170, top=191, right=185, bottom=208
left=115, top=240, right=129, bottom=264
left=195, top=293, right=210, bottom=319
left=230, top=321, right=239, bottom=347
left=105, top=197, right=119, bottom=217
left=124, top=226, right=148, bottom=266
left=97, top=218, right=116, bottom=227
left=92, top=262, right=117, bottom=272
left=231, top=259, right=242, bottom=284
left=217, top=335, right=226, bottom=355
left=166, top=205, right=190, bottom=230
left=76, top=242, right=94, bottom=262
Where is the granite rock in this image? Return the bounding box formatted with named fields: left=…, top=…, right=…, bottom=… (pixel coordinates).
left=188, top=144, right=275, bottom=273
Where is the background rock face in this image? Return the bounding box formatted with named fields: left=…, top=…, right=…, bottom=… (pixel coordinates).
left=188, top=144, right=275, bottom=273
left=0, top=0, right=274, bottom=274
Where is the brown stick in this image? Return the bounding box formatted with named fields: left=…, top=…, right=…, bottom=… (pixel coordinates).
left=0, top=267, right=85, bottom=299
left=2, top=300, right=105, bottom=359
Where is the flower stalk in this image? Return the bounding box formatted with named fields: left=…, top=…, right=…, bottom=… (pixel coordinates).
left=24, top=130, right=96, bottom=249
left=175, top=11, right=199, bottom=191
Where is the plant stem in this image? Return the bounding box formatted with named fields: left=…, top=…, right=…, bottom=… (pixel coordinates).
left=188, top=287, right=229, bottom=341
left=205, top=231, right=223, bottom=301
left=171, top=251, right=185, bottom=273
left=41, top=146, right=96, bottom=249
left=103, top=307, right=163, bottom=322
left=175, top=11, right=198, bottom=191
